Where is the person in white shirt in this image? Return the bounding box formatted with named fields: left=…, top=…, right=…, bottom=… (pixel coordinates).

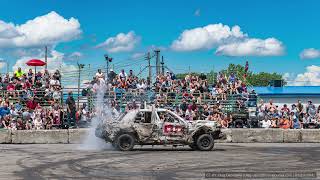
left=119, top=69, right=127, bottom=81
left=261, top=118, right=271, bottom=128
left=49, top=77, right=60, bottom=87
left=95, top=69, right=105, bottom=82
left=137, top=79, right=147, bottom=92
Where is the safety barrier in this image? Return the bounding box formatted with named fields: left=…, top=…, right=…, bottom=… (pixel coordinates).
left=1, top=128, right=319, bottom=144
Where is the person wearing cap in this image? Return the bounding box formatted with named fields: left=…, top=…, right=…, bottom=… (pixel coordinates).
left=107, top=69, right=117, bottom=82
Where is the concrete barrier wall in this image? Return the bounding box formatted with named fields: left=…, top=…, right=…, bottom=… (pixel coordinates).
left=1, top=128, right=320, bottom=144
left=11, top=130, right=68, bottom=144
left=0, top=130, right=11, bottom=143
left=68, top=128, right=89, bottom=144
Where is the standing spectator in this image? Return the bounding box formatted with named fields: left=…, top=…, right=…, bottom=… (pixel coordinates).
left=128, top=69, right=135, bottom=78
left=66, top=91, right=76, bottom=127
left=14, top=67, right=24, bottom=79
left=108, top=69, right=117, bottom=82
left=53, top=70, right=61, bottom=82
left=95, top=69, right=105, bottom=83
left=266, top=99, right=276, bottom=114
left=119, top=69, right=127, bottom=81
left=27, top=69, right=34, bottom=83
left=281, top=104, right=290, bottom=116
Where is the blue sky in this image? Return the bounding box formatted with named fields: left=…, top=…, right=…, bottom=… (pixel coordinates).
left=1, top=0, right=320, bottom=84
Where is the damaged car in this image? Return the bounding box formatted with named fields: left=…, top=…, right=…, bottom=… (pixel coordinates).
left=95, top=108, right=222, bottom=151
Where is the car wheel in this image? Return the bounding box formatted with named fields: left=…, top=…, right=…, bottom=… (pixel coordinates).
left=196, top=134, right=214, bottom=151
left=115, top=134, right=135, bottom=151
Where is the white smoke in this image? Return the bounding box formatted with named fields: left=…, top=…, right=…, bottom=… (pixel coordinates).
left=79, top=80, right=112, bottom=150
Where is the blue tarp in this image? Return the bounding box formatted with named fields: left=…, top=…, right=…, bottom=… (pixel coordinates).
left=250, top=86, right=320, bottom=96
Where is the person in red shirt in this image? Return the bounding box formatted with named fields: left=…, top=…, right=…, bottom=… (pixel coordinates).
left=23, top=80, right=32, bottom=90
left=26, top=97, right=38, bottom=111
left=6, top=81, right=15, bottom=97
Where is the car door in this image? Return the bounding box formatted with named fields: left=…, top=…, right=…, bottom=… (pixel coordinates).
left=133, top=111, right=155, bottom=141
left=161, top=111, right=187, bottom=142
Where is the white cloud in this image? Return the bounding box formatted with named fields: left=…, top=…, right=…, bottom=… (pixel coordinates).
left=215, top=38, right=284, bottom=56
left=131, top=52, right=145, bottom=59
left=285, top=65, right=320, bottom=86
left=300, top=48, right=320, bottom=59
left=13, top=50, right=77, bottom=75
left=0, top=21, right=21, bottom=38
left=0, top=62, right=5, bottom=69
left=194, top=9, right=201, bottom=16
left=66, top=51, right=83, bottom=61
left=171, top=23, right=246, bottom=51
left=170, top=23, right=284, bottom=56
left=0, top=11, right=81, bottom=49
left=96, top=31, right=140, bottom=53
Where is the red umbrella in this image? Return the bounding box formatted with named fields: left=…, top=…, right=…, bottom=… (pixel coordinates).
left=26, top=59, right=46, bottom=66
left=26, top=59, right=46, bottom=74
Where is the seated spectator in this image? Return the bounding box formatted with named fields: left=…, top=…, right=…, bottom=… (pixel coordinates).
left=221, top=114, right=230, bottom=128
left=26, top=97, right=38, bottom=111
left=261, top=118, right=271, bottom=128
left=2, top=115, right=11, bottom=129
left=0, top=104, right=10, bottom=119
left=6, top=81, right=15, bottom=97
left=279, top=116, right=291, bottom=129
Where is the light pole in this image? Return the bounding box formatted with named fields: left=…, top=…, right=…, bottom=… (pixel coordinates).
left=77, top=62, right=85, bottom=110
left=104, top=54, right=112, bottom=77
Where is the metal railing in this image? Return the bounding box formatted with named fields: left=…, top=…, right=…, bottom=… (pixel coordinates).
left=1, top=87, right=249, bottom=114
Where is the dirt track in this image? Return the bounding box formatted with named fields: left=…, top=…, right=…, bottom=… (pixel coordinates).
left=0, top=143, right=319, bottom=179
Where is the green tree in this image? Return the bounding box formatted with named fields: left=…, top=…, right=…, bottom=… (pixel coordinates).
left=175, top=63, right=285, bottom=86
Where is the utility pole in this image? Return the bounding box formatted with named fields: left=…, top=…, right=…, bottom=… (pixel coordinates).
left=154, top=49, right=160, bottom=76
left=6, top=60, right=9, bottom=74
left=88, top=64, right=91, bottom=80
left=188, top=66, right=191, bottom=75
left=161, top=56, right=165, bottom=75
left=146, top=52, right=152, bottom=85
left=77, top=62, right=85, bottom=110
left=45, top=46, right=48, bottom=70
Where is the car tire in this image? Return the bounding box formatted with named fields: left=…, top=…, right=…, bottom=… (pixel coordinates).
left=196, top=134, right=214, bottom=151
left=115, top=134, right=135, bottom=151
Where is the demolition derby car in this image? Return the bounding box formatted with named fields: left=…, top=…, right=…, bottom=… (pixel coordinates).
left=95, top=108, right=222, bottom=151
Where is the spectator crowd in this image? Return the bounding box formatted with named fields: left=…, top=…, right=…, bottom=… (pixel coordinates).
left=0, top=67, right=65, bottom=130
left=1, top=66, right=319, bottom=130
left=258, top=99, right=320, bottom=129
